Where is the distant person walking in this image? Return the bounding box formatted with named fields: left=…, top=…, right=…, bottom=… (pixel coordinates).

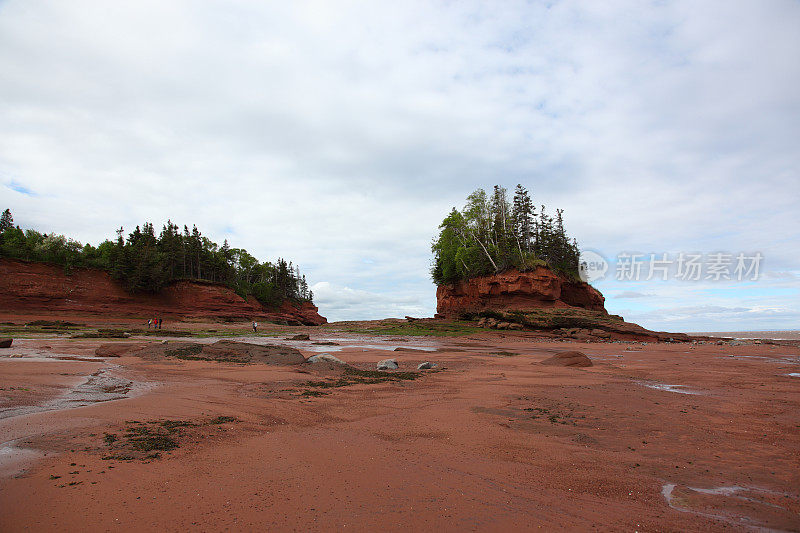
left=147, top=319, right=152, bottom=330
left=158, top=318, right=163, bottom=330
left=252, top=321, right=258, bottom=333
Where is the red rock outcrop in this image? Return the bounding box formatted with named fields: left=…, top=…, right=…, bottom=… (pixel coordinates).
left=436, top=267, right=606, bottom=318
left=540, top=351, right=593, bottom=367
left=0, top=259, right=326, bottom=325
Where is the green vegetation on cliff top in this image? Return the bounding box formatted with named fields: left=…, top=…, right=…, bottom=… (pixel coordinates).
left=431, top=185, right=580, bottom=285
left=0, top=208, right=312, bottom=307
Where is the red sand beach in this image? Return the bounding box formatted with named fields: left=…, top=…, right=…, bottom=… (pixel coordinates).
left=1, top=323, right=799, bottom=531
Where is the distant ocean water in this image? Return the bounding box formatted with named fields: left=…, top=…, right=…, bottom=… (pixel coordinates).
left=687, top=331, right=800, bottom=340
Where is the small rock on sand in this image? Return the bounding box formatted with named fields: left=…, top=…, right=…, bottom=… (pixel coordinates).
left=287, top=334, right=310, bottom=341
left=417, top=361, right=437, bottom=370
left=540, top=351, right=593, bottom=368
left=0, top=338, right=12, bottom=348
left=377, top=359, right=399, bottom=370
left=307, top=353, right=346, bottom=365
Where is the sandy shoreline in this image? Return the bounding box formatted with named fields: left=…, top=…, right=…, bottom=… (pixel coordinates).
left=1, top=325, right=799, bottom=531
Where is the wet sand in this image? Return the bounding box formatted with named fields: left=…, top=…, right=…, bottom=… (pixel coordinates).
left=1, top=332, right=799, bottom=531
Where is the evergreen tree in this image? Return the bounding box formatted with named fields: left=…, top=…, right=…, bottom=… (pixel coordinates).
left=0, top=209, right=13, bottom=232
left=431, top=186, right=581, bottom=285
left=511, top=184, right=535, bottom=255
left=0, top=213, right=315, bottom=305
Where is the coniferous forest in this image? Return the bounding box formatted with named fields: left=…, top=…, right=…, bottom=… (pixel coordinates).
left=0, top=209, right=313, bottom=306
left=431, top=185, right=580, bottom=285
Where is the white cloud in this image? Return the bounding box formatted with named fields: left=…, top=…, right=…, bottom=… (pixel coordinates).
left=1, top=0, right=798, bottom=327
left=614, top=291, right=656, bottom=299
left=311, top=281, right=427, bottom=322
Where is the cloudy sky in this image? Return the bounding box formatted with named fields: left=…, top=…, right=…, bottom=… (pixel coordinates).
left=1, top=0, right=798, bottom=331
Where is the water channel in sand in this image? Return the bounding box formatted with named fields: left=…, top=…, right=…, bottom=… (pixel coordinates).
left=637, top=382, right=704, bottom=395
left=0, top=365, right=143, bottom=421
left=0, top=354, right=155, bottom=478
left=661, top=482, right=797, bottom=529
left=240, top=335, right=441, bottom=353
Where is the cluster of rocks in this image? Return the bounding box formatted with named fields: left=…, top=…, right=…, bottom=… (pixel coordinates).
left=552, top=327, right=612, bottom=340
left=476, top=317, right=524, bottom=330
left=305, top=354, right=437, bottom=371
left=475, top=318, right=624, bottom=340
left=718, top=339, right=763, bottom=346
left=376, top=358, right=437, bottom=370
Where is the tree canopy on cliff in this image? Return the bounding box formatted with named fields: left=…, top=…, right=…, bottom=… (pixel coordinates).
left=0, top=210, right=313, bottom=306
left=431, top=185, right=580, bottom=285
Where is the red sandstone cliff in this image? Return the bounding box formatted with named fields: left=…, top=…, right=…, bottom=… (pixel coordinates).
left=0, top=259, right=326, bottom=325
left=436, top=267, right=606, bottom=318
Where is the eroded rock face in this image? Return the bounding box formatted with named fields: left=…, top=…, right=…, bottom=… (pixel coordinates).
left=275, top=300, right=327, bottom=326
left=436, top=267, right=606, bottom=318
left=0, top=259, right=326, bottom=326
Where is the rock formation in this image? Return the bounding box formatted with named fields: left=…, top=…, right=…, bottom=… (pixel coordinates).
left=435, top=266, right=692, bottom=342
left=307, top=353, right=346, bottom=365
left=436, top=267, right=605, bottom=318
left=0, top=258, right=326, bottom=326
left=540, top=351, right=593, bottom=367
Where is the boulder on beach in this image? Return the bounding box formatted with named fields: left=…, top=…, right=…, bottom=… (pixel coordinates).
left=377, top=358, right=399, bottom=370
left=286, top=334, right=310, bottom=341
left=0, top=338, right=12, bottom=348
left=417, top=361, right=437, bottom=370
left=307, top=353, right=346, bottom=365
left=540, top=351, right=593, bottom=368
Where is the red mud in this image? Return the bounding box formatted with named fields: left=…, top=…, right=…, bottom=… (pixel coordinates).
left=1, top=329, right=799, bottom=531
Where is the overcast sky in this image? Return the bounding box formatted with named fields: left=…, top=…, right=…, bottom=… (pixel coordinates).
left=1, top=0, right=798, bottom=331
